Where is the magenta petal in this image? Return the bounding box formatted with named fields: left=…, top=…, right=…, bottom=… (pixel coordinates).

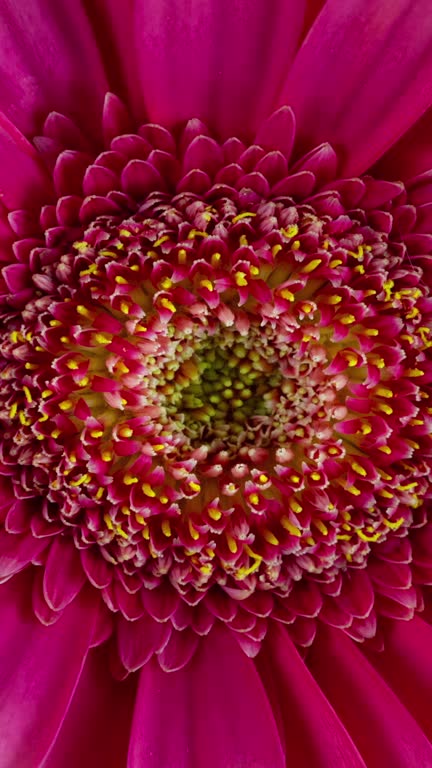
left=129, top=624, right=285, bottom=767
left=117, top=614, right=171, bottom=672
left=43, top=644, right=136, bottom=768
left=255, top=106, right=296, bottom=162
left=0, top=572, right=97, bottom=768
left=257, top=623, right=365, bottom=767
left=102, top=93, right=133, bottom=146
left=0, top=529, right=47, bottom=582
left=80, top=547, right=112, bottom=588
left=157, top=627, right=199, bottom=673
left=43, top=536, right=86, bottom=610
left=0, top=0, right=108, bottom=138
left=374, top=106, right=432, bottom=181
left=282, top=0, right=432, bottom=175
left=121, top=159, right=165, bottom=198
left=135, top=0, right=306, bottom=138
left=0, top=113, right=52, bottom=209
left=365, top=616, right=432, bottom=741
left=308, top=624, right=432, bottom=768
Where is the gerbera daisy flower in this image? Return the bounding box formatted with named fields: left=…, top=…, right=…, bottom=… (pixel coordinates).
left=1, top=1, right=432, bottom=766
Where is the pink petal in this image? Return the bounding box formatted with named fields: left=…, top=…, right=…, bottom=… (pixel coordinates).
left=43, top=536, right=86, bottom=610
left=134, top=0, right=306, bottom=138
left=374, top=105, right=432, bottom=181
left=0, top=529, right=47, bottom=583
left=42, top=644, right=136, bottom=768
left=0, top=0, right=108, bottom=138
left=257, top=623, right=366, bottom=767
left=0, top=112, right=52, bottom=209
left=365, top=616, right=432, bottom=741
left=308, top=624, right=432, bottom=767
left=117, top=614, right=171, bottom=672
left=255, top=106, right=296, bottom=162
left=0, top=572, right=97, bottom=768
left=281, top=0, right=432, bottom=175
left=128, top=624, right=285, bottom=767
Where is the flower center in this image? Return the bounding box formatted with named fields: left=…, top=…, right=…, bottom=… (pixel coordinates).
left=0, top=187, right=431, bottom=596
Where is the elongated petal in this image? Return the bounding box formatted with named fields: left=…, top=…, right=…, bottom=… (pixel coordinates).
left=128, top=625, right=285, bottom=768
left=364, top=616, right=432, bottom=741
left=0, top=113, right=52, bottom=209
left=0, top=573, right=97, bottom=768
left=257, top=623, right=366, bottom=767
left=134, top=0, right=306, bottom=138
left=42, top=644, right=136, bottom=768
left=281, top=0, right=432, bottom=174
left=374, top=106, right=432, bottom=181
left=308, top=624, right=432, bottom=767
left=0, top=0, right=108, bottom=139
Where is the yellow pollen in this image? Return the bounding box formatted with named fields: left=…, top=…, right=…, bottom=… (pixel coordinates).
left=38, top=414, right=49, bottom=423
left=280, top=289, right=295, bottom=301
left=378, top=489, right=394, bottom=499
left=187, top=229, right=208, bottom=240
left=377, top=404, right=393, bottom=415
left=94, top=333, right=112, bottom=345
left=142, top=483, right=156, bottom=497
left=340, top=314, right=356, bottom=325
left=70, top=473, right=91, bottom=487
left=59, top=400, right=73, bottom=411
left=407, top=368, right=424, bottom=377
left=357, top=530, right=381, bottom=542
left=315, top=520, right=328, bottom=535
left=272, top=244, right=283, bottom=257
left=189, top=520, right=200, bottom=541
left=379, top=446, right=392, bottom=454
left=248, top=493, right=260, bottom=506
left=328, top=295, right=342, bottom=304
left=161, top=520, right=171, bottom=537
left=104, top=514, right=114, bottom=531
left=289, top=498, right=302, bottom=514
left=258, top=474, right=269, bottom=484
left=76, top=305, right=91, bottom=317
left=102, top=450, right=113, bottom=462
left=124, top=474, right=138, bottom=485
left=377, top=387, right=393, bottom=398
left=291, top=240, right=301, bottom=250
left=351, top=462, right=367, bottom=477
left=22, top=386, right=32, bottom=404
left=95, top=487, right=104, bottom=500
left=232, top=212, right=257, bottom=223
left=114, top=276, right=128, bottom=285
left=234, top=271, right=248, bottom=287
left=90, top=429, right=104, bottom=439
left=383, top=517, right=404, bottom=530
left=160, top=298, right=176, bottom=313
left=281, top=517, right=302, bottom=536
left=118, top=426, right=133, bottom=438
left=210, top=252, right=221, bottom=266
left=346, top=485, right=361, bottom=496
left=329, top=259, right=343, bottom=268
left=24, top=362, right=38, bottom=370
left=189, top=481, right=201, bottom=493
left=263, top=529, right=279, bottom=546
left=301, top=258, right=322, bottom=274
left=8, top=402, right=18, bottom=419
left=208, top=507, right=222, bottom=521
left=78, top=377, right=89, bottom=387
left=310, top=472, right=321, bottom=482
left=51, top=429, right=61, bottom=439
left=115, top=525, right=129, bottom=540
left=226, top=533, right=238, bottom=553
left=200, top=279, right=214, bottom=292
left=160, top=278, right=173, bottom=290
left=160, top=496, right=169, bottom=504
left=365, top=328, right=379, bottom=336
left=154, top=235, right=170, bottom=247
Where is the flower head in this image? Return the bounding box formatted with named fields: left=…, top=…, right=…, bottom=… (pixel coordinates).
left=1, top=97, right=432, bottom=671
left=2, top=1, right=432, bottom=766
